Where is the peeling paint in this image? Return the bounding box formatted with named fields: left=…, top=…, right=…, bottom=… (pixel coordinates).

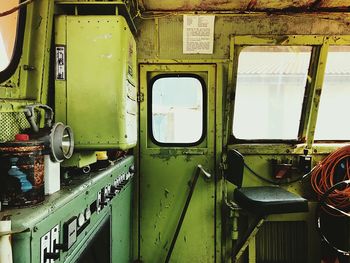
left=100, top=54, right=113, bottom=59
left=307, top=75, right=312, bottom=83
left=150, top=149, right=179, bottom=160
left=185, top=154, right=192, bottom=162
left=164, top=188, right=169, bottom=198
left=93, top=34, right=112, bottom=42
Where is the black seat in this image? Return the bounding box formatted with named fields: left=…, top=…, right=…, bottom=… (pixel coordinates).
left=234, top=186, right=308, bottom=215
left=224, top=149, right=309, bottom=262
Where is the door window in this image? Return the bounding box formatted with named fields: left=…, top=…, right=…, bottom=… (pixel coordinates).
left=150, top=74, right=205, bottom=145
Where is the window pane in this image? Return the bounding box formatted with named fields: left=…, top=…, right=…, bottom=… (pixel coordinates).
left=232, top=46, right=311, bottom=140
left=314, top=46, right=350, bottom=140
left=0, top=0, right=19, bottom=71
left=152, top=76, right=204, bottom=144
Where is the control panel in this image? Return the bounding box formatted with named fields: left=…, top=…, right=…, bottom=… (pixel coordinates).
left=4, top=156, right=134, bottom=263
left=96, top=171, right=133, bottom=214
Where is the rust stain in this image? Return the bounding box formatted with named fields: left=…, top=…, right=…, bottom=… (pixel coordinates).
left=34, top=157, right=45, bottom=187
left=141, top=0, right=350, bottom=12
left=0, top=142, right=45, bottom=207
left=0, top=145, right=43, bottom=153
left=309, top=0, right=324, bottom=9
left=318, top=0, right=350, bottom=9
left=315, top=88, right=322, bottom=97
left=247, top=0, right=258, bottom=10
left=139, top=0, right=146, bottom=10
left=198, top=0, right=230, bottom=10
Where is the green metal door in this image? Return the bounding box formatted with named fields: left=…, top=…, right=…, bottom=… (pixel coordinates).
left=139, top=64, right=216, bottom=263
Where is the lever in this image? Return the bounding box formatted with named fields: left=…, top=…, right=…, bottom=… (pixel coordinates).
left=165, top=164, right=211, bottom=263
left=197, top=165, right=211, bottom=179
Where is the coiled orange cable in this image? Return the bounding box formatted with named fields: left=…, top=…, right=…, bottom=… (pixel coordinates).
left=311, top=145, right=350, bottom=216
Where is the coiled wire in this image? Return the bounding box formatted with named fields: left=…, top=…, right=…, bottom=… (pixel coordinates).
left=311, top=145, right=350, bottom=216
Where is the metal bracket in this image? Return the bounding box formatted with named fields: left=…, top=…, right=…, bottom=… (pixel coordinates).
left=24, top=104, right=54, bottom=132
left=23, top=65, right=35, bottom=71
left=232, top=216, right=265, bottom=262
left=137, top=92, right=144, bottom=102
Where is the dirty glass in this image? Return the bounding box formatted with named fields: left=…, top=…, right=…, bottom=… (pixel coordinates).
left=314, top=46, right=350, bottom=140
left=0, top=0, right=19, bottom=72
left=232, top=46, right=312, bottom=140
left=151, top=76, right=204, bottom=144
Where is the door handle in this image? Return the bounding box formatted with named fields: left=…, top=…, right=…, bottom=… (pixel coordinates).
left=197, top=165, right=211, bottom=179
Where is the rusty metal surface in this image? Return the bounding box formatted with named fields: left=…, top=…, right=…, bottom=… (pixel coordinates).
left=137, top=14, right=350, bottom=61
left=0, top=142, right=45, bottom=207
left=319, top=0, right=350, bottom=9
left=139, top=0, right=350, bottom=11
left=0, top=145, right=44, bottom=154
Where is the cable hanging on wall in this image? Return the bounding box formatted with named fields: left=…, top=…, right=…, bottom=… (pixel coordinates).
left=0, top=0, right=34, bottom=17
left=310, top=145, right=350, bottom=256
left=311, top=144, right=350, bottom=216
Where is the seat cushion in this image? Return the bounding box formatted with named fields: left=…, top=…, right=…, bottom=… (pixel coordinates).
left=234, top=186, right=308, bottom=215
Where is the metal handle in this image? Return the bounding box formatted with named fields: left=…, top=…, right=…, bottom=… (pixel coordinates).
left=198, top=164, right=211, bottom=179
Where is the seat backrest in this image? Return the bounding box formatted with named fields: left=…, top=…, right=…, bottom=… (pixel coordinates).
left=224, top=149, right=244, bottom=188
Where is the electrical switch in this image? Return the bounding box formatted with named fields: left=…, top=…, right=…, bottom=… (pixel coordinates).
left=84, top=207, right=91, bottom=221
left=299, top=149, right=312, bottom=173
left=63, top=217, right=77, bottom=251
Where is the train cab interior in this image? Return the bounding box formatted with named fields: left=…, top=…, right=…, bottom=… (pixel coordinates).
left=2, top=0, right=350, bottom=263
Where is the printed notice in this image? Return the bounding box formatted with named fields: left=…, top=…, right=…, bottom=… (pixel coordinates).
left=183, top=15, right=215, bottom=54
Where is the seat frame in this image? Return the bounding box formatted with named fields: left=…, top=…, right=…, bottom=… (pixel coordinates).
left=224, top=149, right=309, bottom=262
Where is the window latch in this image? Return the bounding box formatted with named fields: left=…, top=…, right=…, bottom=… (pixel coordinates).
left=137, top=92, right=144, bottom=102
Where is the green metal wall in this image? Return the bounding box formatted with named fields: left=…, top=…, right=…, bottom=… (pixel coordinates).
left=135, top=12, right=350, bottom=263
